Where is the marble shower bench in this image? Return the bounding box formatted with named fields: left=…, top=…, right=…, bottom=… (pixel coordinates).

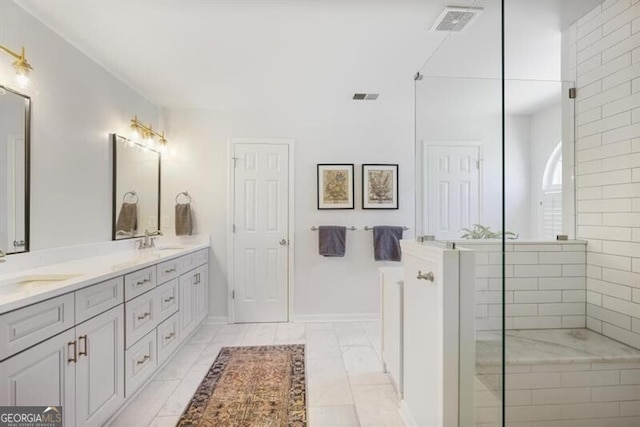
left=476, top=328, right=640, bottom=427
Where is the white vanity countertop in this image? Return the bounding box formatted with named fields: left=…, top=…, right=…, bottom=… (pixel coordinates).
left=0, top=243, right=209, bottom=315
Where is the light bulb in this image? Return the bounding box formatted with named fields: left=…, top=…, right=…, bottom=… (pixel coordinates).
left=15, top=72, right=29, bottom=89
left=130, top=127, right=140, bottom=141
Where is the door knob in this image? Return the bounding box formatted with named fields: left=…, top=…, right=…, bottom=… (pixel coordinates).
left=279, top=239, right=288, bottom=246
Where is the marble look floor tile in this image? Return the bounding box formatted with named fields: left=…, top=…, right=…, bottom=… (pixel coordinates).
left=156, top=364, right=210, bottom=417
left=276, top=322, right=306, bottom=342
left=307, top=358, right=354, bottom=406
left=148, top=415, right=180, bottom=427
left=308, top=405, right=360, bottom=427
left=154, top=343, right=206, bottom=381
left=306, top=329, right=342, bottom=359
left=342, top=345, right=389, bottom=385
left=217, top=323, right=249, bottom=336
left=116, top=321, right=405, bottom=427
left=108, top=380, right=179, bottom=427
left=306, top=322, right=335, bottom=331
left=334, top=322, right=370, bottom=347
left=241, top=323, right=278, bottom=345
left=187, top=325, right=221, bottom=344
left=351, top=384, right=403, bottom=426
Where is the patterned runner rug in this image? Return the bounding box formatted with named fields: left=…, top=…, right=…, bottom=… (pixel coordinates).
left=178, top=344, right=306, bottom=427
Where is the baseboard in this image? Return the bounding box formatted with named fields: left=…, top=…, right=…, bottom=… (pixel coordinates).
left=203, top=315, right=229, bottom=324
left=398, top=400, right=417, bottom=427
left=293, top=313, right=380, bottom=323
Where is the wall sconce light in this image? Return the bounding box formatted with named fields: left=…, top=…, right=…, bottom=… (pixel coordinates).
left=0, top=45, right=33, bottom=89
left=130, top=116, right=168, bottom=152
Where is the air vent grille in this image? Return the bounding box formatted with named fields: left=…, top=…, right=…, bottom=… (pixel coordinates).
left=431, top=7, right=482, bottom=32
left=353, top=93, right=379, bottom=100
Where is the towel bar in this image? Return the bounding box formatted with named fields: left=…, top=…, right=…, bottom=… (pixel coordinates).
left=364, top=226, right=410, bottom=231
left=311, top=226, right=357, bottom=231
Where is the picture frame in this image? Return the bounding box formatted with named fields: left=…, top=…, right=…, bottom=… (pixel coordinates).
left=317, top=164, right=355, bottom=209
left=362, top=164, right=399, bottom=209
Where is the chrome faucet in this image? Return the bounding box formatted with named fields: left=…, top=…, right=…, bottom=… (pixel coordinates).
left=0, top=249, right=5, bottom=263
left=137, top=229, right=163, bottom=250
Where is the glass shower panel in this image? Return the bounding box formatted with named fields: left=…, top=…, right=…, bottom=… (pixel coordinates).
left=415, top=75, right=504, bottom=426
left=503, top=79, right=576, bottom=242
left=415, top=1, right=504, bottom=425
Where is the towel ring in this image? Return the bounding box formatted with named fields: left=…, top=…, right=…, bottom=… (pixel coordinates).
left=176, top=191, right=192, bottom=204
left=123, top=191, right=138, bottom=203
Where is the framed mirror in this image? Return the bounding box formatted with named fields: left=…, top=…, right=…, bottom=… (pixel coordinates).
left=111, top=134, right=161, bottom=240
left=0, top=85, right=30, bottom=254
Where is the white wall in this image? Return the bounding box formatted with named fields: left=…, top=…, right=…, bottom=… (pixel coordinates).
left=162, top=94, right=415, bottom=320
left=529, top=102, right=563, bottom=238
left=505, top=115, right=532, bottom=238
left=0, top=1, right=159, bottom=251
left=415, top=77, right=533, bottom=238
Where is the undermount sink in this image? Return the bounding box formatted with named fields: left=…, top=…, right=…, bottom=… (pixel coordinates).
left=153, top=245, right=185, bottom=251
left=0, top=274, right=83, bottom=289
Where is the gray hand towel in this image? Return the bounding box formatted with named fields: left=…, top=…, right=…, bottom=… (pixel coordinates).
left=318, top=226, right=347, bottom=257
left=373, top=226, right=404, bottom=261
left=116, top=202, right=137, bottom=234
left=175, top=203, right=193, bottom=236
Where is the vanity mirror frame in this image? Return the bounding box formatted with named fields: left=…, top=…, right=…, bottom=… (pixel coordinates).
left=110, top=133, right=161, bottom=241
left=1, top=84, right=31, bottom=255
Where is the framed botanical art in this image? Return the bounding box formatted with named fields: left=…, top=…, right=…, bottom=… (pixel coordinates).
left=317, top=164, right=354, bottom=209
left=362, top=164, right=399, bottom=209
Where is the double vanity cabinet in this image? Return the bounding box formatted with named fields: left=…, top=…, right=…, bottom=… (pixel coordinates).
left=0, top=247, right=209, bottom=427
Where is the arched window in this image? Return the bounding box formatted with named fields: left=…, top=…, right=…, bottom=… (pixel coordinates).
left=541, top=142, right=562, bottom=239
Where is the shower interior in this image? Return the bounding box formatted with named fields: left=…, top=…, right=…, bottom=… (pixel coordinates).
left=415, top=1, right=640, bottom=426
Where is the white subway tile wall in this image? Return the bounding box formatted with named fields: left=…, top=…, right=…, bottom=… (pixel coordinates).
left=571, top=0, right=640, bottom=351
left=476, top=360, right=640, bottom=426
left=457, top=241, right=587, bottom=331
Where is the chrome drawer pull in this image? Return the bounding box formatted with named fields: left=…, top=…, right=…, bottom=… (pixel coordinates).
left=417, top=270, right=435, bottom=282
left=164, top=267, right=176, bottom=274
left=137, top=312, right=151, bottom=320
left=136, top=354, right=150, bottom=365
left=163, top=296, right=175, bottom=303
left=165, top=332, right=175, bottom=340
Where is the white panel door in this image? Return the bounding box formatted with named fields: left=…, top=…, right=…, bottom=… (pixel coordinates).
left=75, top=305, right=125, bottom=427
left=426, top=145, right=480, bottom=240
left=233, top=143, right=289, bottom=323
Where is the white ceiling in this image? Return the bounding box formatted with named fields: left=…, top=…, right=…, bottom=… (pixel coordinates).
left=15, top=0, right=603, bottom=111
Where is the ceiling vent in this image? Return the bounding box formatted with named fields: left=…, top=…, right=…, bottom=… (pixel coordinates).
left=430, top=6, right=483, bottom=32
left=353, top=93, right=379, bottom=100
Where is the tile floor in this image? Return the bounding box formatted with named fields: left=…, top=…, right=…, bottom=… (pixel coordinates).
left=108, top=320, right=405, bottom=427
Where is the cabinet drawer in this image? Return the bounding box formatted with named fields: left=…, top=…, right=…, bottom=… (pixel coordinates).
left=0, top=293, right=75, bottom=361
left=157, top=313, right=180, bottom=365
left=177, top=253, right=195, bottom=274
left=156, top=279, right=179, bottom=323
left=193, top=249, right=208, bottom=268
left=124, top=330, right=157, bottom=397
left=124, top=267, right=156, bottom=301
left=125, top=291, right=159, bottom=348
left=75, top=276, right=124, bottom=323
left=156, top=259, right=179, bottom=285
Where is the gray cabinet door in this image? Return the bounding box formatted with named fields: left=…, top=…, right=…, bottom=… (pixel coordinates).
left=0, top=328, right=76, bottom=427
left=75, top=305, right=125, bottom=427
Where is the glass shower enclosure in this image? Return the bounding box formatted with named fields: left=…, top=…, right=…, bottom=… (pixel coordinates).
left=413, top=0, right=640, bottom=425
